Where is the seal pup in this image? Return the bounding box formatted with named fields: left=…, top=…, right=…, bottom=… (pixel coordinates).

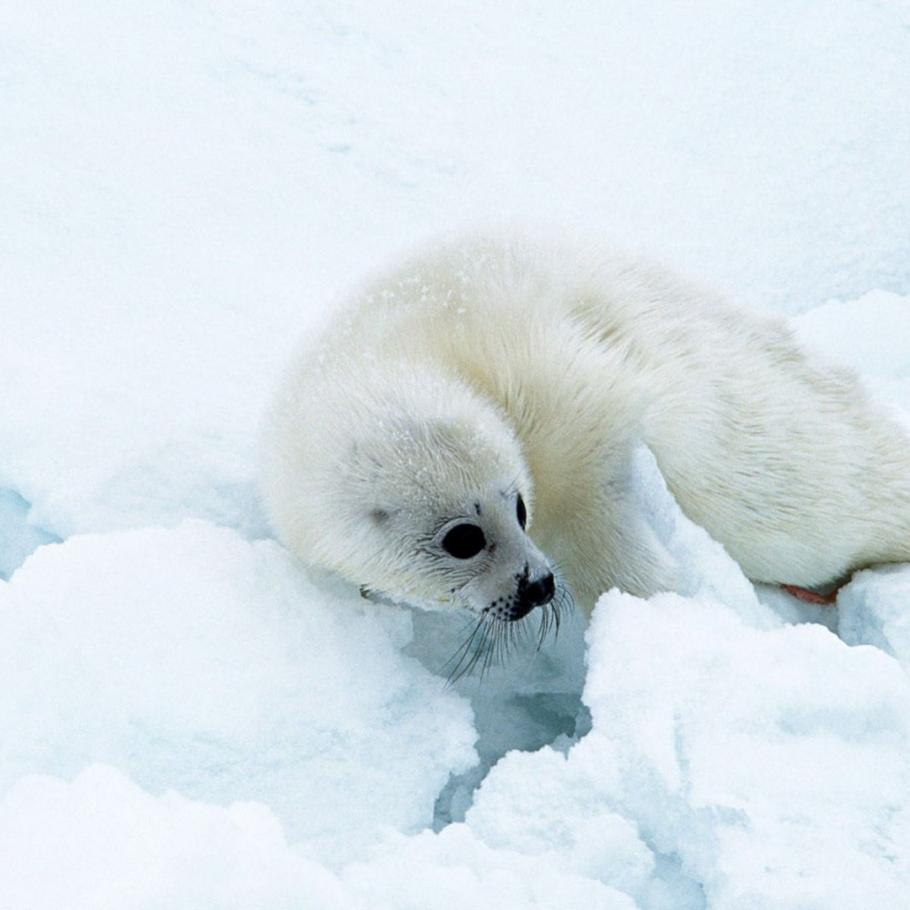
left=260, top=234, right=910, bottom=626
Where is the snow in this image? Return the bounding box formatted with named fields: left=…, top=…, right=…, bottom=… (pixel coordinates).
left=0, top=522, right=476, bottom=861
left=2, top=0, right=910, bottom=907
left=793, top=291, right=910, bottom=423
left=840, top=565, right=910, bottom=667
left=0, top=765, right=355, bottom=910
left=0, top=489, right=57, bottom=581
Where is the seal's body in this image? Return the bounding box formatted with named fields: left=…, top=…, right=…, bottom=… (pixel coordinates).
left=261, top=235, right=910, bottom=615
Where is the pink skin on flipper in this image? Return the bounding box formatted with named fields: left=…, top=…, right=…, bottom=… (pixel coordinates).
left=780, top=583, right=839, bottom=606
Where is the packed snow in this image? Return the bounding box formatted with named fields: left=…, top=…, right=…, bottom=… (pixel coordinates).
left=2, top=1, right=910, bottom=908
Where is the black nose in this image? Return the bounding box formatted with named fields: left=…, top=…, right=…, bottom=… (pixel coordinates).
left=512, top=571, right=556, bottom=619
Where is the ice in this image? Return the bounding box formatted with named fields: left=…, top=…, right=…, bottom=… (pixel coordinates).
left=583, top=593, right=910, bottom=908
left=0, top=766, right=639, bottom=910
left=793, top=291, right=910, bottom=423
left=464, top=584, right=910, bottom=908
left=614, top=445, right=773, bottom=626
left=0, top=522, right=476, bottom=862
left=0, top=489, right=57, bottom=581
left=839, top=565, right=910, bottom=668
left=3, top=0, right=910, bottom=905
left=463, top=746, right=658, bottom=898
left=793, top=291, right=910, bottom=381
left=0, top=765, right=355, bottom=910
left=342, top=824, right=638, bottom=910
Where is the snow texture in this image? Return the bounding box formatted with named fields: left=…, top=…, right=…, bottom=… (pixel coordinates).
left=2, top=1, right=910, bottom=907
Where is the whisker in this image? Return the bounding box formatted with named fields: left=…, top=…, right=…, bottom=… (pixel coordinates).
left=444, top=614, right=487, bottom=685
left=444, top=574, right=575, bottom=683
left=472, top=620, right=495, bottom=679
left=495, top=620, right=509, bottom=667
left=508, top=617, right=521, bottom=657
left=467, top=617, right=497, bottom=679
left=482, top=625, right=497, bottom=677
left=536, top=604, right=550, bottom=651
left=445, top=614, right=484, bottom=667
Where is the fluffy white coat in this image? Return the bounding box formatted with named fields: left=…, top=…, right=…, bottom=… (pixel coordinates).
left=261, top=234, right=910, bottom=613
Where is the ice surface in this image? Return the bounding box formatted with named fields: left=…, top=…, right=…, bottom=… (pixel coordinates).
left=0, top=765, right=641, bottom=910
left=342, top=825, right=638, bottom=910
left=0, top=489, right=57, bottom=581
left=0, top=523, right=476, bottom=863
left=3, top=0, right=910, bottom=906
left=793, top=291, right=910, bottom=423
left=839, top=565, right=910, bottom=667
left=0, top=765, right=356, bottom=910
left=579, top=592, right=910, bottom=908
left=793, top=291, right=910, bottom=381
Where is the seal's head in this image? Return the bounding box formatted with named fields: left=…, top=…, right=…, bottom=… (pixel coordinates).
left=262, top=364, right=556, bottom=621
left=349, top=415, right=556, bottom=620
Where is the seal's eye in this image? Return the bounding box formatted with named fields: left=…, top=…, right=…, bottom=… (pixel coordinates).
left=441, top=523, right=486, bottom=559
left=516, top=494, right=527, bottom=530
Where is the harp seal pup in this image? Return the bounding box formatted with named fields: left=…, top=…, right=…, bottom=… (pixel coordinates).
left=260, top=234, right=910, bottom=619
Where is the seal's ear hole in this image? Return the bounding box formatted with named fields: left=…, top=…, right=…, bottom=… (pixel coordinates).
left=516, top=494, right=527, bottom=529
left=369, top=508, right=390, bottom=526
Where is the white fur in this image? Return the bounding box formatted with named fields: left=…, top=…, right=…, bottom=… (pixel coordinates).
left=260, top=233, right=910, bottom=614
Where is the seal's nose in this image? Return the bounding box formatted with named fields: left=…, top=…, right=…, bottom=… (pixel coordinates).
left=524, top=572, right=556, bottom=607
left=511, top=571, right=556, bottom=619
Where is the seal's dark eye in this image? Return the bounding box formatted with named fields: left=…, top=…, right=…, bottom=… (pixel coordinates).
left=441, top=523, right=486, bottom=559
left=516, top=494, right=527, bottom=529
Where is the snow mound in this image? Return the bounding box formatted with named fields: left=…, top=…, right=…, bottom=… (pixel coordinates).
left=0, top=765, right=354, bottom=910
left=466, top=579, right=910, bottom=909
left=0, top=764, right=640, bottom=910
left=0, top=489, right=57, bottom=581
left=343, top=824, right=637, bottom=910
left=839, top=565, right=910, bottom=668
left=0, top=522, right=476, bottom=861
